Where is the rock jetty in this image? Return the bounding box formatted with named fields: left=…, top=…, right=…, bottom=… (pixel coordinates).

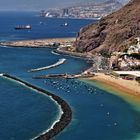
left=2, top=73, right=72, bottom=140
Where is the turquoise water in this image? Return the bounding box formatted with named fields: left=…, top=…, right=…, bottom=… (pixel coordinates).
left=0, top=12, right=140, bottom=140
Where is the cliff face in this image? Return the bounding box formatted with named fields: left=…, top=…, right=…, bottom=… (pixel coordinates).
left=75, top=0, right=140, bottom=54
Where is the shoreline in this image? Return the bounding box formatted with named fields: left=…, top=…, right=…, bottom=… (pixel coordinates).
left=54, top=47, right=88, bottom=59
left=0, top=37, right=75, bottom=48
left=89, top=73, right=140, bottom=96
left=83, top=73, right=140, bottom=111
left=0, top=37, right=93, bottom=63
left=2, top=73, right=72, bottom=140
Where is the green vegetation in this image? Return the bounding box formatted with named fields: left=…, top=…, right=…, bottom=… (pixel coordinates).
left=136, top=77, right=140, bottom=83
left=129, top=39, right=137, bottom=46
left=129, top=53, right=140, bottom=59
left=130, top=65, right=140, bottom=70
left=100, top=49, right=111, bottom=58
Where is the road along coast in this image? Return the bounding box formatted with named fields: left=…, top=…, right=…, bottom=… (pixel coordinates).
left=1, top=73, right=72, bottom=140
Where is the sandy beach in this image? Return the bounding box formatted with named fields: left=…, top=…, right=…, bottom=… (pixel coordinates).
left=84, top=73, right=140, bottom=111
left=0, top=37, right=76, bottom=48
left=88, top=73, right=140, bottom=96
left=83, top=73, right=140, bottom=111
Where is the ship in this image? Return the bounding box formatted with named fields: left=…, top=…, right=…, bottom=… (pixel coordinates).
left=15, top=25, right=32, bottom=30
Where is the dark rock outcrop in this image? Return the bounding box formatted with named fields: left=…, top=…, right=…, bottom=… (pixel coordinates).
left=75, top=0, right=140, bottom=54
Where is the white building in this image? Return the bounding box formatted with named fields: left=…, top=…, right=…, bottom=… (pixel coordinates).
left=127, top=37, right=140, bottom=54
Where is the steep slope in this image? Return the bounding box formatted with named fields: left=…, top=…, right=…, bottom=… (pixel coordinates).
left=75, top=0, right=140, bottom=54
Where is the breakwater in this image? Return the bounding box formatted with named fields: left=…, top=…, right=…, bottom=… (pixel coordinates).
left=28, top=58, right=66, bottom=72
left=33, top=73, right=95, bottom=79
left=2, top=73, right=72, bottom=140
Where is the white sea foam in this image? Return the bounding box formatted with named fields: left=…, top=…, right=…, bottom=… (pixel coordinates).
left=0, top=73, right=4, bottom=76
left=0, top=45, right=14, bottom=48
left=30, top=96, right=63, bottom=140
left=2, top=75, right=64, bottom=140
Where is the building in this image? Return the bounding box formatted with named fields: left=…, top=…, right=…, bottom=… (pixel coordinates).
left=127, top=37, right=140, bottom=54
left=112, top=71, right=140, bottom=80
left=62, top=8, right=69, bottom=17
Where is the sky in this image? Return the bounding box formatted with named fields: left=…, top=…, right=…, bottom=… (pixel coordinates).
left=0, top=0, right=129, bottom=11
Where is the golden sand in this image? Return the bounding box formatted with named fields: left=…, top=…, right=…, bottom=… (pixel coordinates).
left=84, top=73, right=140, bottom=112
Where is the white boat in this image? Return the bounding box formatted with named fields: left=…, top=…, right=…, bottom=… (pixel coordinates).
left=15, top=25, right=32, bottom=30
left=61, top=22, right=68, bottom=27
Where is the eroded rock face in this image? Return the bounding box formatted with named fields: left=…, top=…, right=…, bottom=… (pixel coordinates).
left=75, top=0, right=140, bottom=54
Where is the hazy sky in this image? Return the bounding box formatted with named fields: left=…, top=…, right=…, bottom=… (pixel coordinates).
left=0, top=0, right=129, bottom=11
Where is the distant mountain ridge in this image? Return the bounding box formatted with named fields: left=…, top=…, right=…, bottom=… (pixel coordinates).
left=45, top=0, right=125, bottom=19
left=74, top=0, right=140, bottom=54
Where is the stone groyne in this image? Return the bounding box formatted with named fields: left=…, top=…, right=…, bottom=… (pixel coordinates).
left=28, top=58, right=66, bottom=72
left=2, top=73, right=72, bottom=140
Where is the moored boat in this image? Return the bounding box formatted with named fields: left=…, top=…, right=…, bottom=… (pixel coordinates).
left=15, top=25, right=32, bottom=30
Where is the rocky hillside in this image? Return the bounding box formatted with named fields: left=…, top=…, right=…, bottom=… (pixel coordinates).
left=74, top=0, right=140, bottom=54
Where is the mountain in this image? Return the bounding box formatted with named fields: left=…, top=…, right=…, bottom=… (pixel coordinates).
left=74, top=0, right=140, bottom=54
left=0, top=0, right=129, bottom=11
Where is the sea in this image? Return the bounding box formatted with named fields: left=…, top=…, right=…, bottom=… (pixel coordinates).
left=0, top=11, right=140, bottom=140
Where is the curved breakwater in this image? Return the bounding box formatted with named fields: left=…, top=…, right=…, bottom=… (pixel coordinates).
left=2, top=73, right=72, bottom=140
left=28, top=58, right=66, bottom=72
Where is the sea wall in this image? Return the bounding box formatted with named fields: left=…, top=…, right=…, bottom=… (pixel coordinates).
left=2, top=74, right=72, bottom=140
